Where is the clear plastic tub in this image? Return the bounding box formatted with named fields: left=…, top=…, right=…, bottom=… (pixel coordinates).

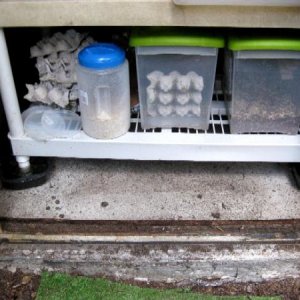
left=226, top=46, right=300, bottom=134
left=130, top=29, right=224, bottom=130
left=41, top=109, right=81, bottom=138
left=76, top=43, right=130, bottom=139
left=22, top=105, right=81, bottom=140
left=134, top=46, right=218, bottom=129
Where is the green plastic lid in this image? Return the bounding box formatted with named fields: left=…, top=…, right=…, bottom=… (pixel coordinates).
left=130, top=28, right=224, bottom=48
left=228, top=36, right=300, bottom=51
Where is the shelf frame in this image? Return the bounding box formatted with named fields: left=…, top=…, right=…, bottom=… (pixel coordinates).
left=1, top=26, right=300, bottom=165
left=9, top=130, right=300, bottom=162
left=9, top=100, right=300, bottom=163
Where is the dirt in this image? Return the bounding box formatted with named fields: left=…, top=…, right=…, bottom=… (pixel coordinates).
left=1, top=219, right=299, bottom=236
left=192, top=279, right=300, bottom=300
left=0, top=269, right=40, bottom=300
left=0, top=269, right=299, bottom=299
left=97, top=276, right=300, bottom=300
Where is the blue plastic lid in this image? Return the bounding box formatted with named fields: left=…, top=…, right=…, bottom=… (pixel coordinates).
left=78, top=43, right=125, bottom=70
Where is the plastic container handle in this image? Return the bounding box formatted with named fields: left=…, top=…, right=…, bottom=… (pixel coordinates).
left=94, top=86, right=112, bottom=121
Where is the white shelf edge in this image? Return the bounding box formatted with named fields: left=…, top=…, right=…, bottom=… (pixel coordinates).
left=10, top=100, right=300, bottom=163
left=9, top=131, right=300, bottom=162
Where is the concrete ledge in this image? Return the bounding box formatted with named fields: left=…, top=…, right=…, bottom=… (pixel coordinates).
left=0, top=0, right=300, bottom=28
left=1, top=243, right=299, bottom=285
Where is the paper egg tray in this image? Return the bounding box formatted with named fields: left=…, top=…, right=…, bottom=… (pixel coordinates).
left=146, top=70, right=204, bottom=118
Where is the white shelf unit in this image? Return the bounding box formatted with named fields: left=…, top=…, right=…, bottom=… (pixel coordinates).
left=10, top=92, right=300, bottom=163
left=0, top=28, right=300, bottom=166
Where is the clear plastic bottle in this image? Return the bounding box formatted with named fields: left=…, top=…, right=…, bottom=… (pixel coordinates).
left=76, top=43, right=130, bottom=139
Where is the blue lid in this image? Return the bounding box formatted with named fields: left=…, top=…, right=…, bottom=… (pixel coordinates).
left=78, top=43, right=125, bottom=70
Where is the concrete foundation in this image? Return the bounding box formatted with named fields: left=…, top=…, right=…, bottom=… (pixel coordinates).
left=0, top=159, right=299, bottom=220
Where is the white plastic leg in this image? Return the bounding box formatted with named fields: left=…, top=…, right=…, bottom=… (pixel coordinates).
left=0, top=28, right=31, bottom=171
left=16, top=155, right=31, bottom=172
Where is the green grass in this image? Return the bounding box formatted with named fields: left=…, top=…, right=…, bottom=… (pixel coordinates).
left=36, top=272, right=281, bottom=300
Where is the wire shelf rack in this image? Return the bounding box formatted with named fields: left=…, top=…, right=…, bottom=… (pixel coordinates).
left=9, top=81, right=300, bottom=162
left=129, top=83, right=300, bottom=136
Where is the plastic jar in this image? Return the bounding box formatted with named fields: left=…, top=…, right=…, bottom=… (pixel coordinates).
left=76, top=43, right=130, bottom=139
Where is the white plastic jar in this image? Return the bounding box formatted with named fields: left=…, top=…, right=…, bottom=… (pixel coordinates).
left=76, top=43, right=130, bottom=139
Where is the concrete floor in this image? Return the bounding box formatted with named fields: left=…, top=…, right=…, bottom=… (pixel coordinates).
left=0, top=159, right=299, bottom=220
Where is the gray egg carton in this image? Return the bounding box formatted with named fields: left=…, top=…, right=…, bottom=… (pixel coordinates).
left=24, top=30, right=94, bottom=108
left=146, top=71, right=204, bottom=118
left=24, top=82, right=78, bottom=108
left=135, top=46, right=218, bottom=129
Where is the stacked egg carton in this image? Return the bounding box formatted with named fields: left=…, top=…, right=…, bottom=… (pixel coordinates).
left=146, top=71, right=204, bottom=120
left=24, top=82, right=78, bottom=108
left=24, top=30, right=94, bottom=108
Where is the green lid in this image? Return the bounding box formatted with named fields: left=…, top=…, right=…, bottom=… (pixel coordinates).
left=130, top=28, right=224, bottom=48
left=228, top=36, right=300, bottom=51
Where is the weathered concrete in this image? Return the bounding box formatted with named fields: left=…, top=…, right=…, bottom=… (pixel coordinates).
left=0, top=159, right=299, bottom=220
left=1, top=243, right=299, bottom=285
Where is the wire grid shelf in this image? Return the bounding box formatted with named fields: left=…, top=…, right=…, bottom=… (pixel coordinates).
left=10, top=80, right=300, bottom=162
left=129, top=83, right=300, bottom=136
left=129, top=84, right=230, bottom=135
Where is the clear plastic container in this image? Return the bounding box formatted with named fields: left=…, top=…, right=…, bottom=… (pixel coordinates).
left=130, top=28, right=224, bottom=130
left=41, top=109, right=81, bottom=138
left=76, top=43, right=130, bottom=139
left=226, top=50, right=300, bottom=134
left=134, top=46, right=218, bottom=130
left=22, top=105, right=81, bottom=140
left=22, top=106, right=52, bottom=140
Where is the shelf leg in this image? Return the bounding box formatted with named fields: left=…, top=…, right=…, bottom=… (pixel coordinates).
left=0, top=28, right=30, bottom=172
left=15, top=156, right=31, bottom=173
left=292, top=164, right=300, bottom=190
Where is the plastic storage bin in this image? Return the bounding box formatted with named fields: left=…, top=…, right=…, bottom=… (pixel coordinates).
left=226, top=36, right=300, bottom=135
left=130, top=29, right=224, bottom=130
left=76, top=43, right=130, bottom=139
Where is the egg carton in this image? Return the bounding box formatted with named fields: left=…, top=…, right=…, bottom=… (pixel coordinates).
left=30, top=29, right=87, bottom=58
left=148, top=104, right=201, bottom=117
left=146, top=71, right=204, bottom=117
left=147, top=71, right=204, bottom=92
left=34, top=36, right=94, bottom=85
left=25, top=30, right=94, bottom=107
left=36, top=60, right=77, bottom=85
left=35, top=36, right=94, bottom=84
left=24, top=82, right=79, bottom=108
left=146, top=89, right=203, bottom=105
